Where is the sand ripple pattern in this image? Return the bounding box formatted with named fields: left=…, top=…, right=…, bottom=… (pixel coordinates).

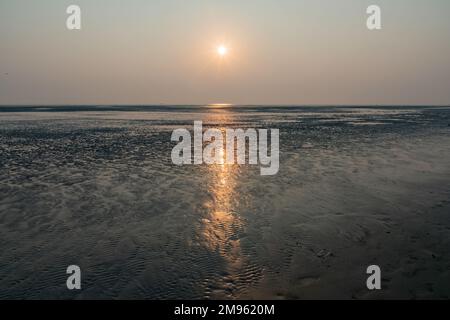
left=1, top=106, right=450, bottom=299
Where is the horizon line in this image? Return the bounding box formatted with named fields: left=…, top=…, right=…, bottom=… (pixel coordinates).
left=1, top=104, right=450, bottom=108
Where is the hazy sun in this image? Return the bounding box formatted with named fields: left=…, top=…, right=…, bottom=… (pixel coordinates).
left=217, top=45, right=228, bottom=57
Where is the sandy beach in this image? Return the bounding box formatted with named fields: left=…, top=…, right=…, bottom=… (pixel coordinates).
left=0, top=105, right=449, bottom=299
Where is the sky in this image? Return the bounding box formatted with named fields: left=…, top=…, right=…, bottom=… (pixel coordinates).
left=1, top=0, right=450, bottom=105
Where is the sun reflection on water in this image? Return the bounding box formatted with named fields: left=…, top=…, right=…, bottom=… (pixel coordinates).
left=201, top=129, right=243, bottom=256
left=198, top=112, right=250, bottom=298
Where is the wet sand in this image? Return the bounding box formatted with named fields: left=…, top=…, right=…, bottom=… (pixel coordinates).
left=0, top=105, right=449, bottom=299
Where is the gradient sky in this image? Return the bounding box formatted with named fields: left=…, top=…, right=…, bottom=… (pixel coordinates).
left=1, top=0, right=450, bottom=105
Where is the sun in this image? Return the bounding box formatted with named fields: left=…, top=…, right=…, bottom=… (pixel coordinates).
left=217, top=45, right=228, bottom=57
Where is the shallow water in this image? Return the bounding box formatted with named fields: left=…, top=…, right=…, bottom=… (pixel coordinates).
left=1, top=105, right=450, bottom=299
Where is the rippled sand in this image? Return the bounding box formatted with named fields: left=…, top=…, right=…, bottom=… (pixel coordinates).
left=0, top=105, right=450, bottom=299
